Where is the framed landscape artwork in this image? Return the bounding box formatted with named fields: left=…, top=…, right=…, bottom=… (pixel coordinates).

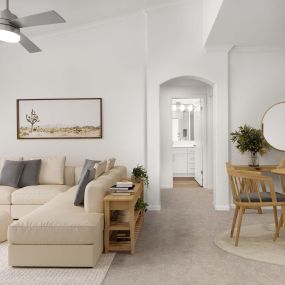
left=17, top=98, right=102, bottom=139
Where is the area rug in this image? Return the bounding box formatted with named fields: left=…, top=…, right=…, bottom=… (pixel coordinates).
left=0, top=242, right=115, bottom=285
left=214, top=223, right=285, bottom=265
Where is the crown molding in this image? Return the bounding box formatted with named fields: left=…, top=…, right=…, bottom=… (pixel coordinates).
left=0, top=11, right=145, bottom=50
left=232, top=45, right=285, bottom=53
left=204, top=45, right=234, bottom=53
left=143, top=0, right=191, bottom=13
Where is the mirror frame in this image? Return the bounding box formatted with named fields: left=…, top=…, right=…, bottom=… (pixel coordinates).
left=262, top=102, right=285, bottom=151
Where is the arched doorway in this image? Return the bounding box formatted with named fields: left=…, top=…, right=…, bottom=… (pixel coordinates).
left=159, top=76, right=213, bottom=191
left=146, top=74, right=230, bottom=211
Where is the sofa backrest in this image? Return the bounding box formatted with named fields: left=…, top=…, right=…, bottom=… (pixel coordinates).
left=64, top=166, right=75, bottom=186
left=75, top=166, right=83, bottom=185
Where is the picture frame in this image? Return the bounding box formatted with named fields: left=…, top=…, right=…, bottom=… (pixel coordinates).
left=17, top=98, right=103, bottom=139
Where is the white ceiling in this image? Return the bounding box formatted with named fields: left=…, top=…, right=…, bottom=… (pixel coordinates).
left=205, top=0, right=285, bottom=47
left=2, top=0, right=178, bottom=37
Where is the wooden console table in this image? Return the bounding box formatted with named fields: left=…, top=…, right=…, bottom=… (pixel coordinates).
left=104, top=182, right=144, bottom=254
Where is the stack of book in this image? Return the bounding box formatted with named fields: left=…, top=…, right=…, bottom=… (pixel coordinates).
left=110, top=181, right=134, bottom=195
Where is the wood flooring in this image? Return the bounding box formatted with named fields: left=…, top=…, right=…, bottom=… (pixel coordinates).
left=173, top=177, right=201, bottom=188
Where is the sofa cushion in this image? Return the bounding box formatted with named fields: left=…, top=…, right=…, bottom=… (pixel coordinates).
left=105, top=158, right=116, bottom=172
left=19, top=160, right=41, bottom=188
left=11, top=185, right=69, bottom=205
left=8, top=188, right=104, bottom=245
left=74, top=169, right=95, bottom=206
left=0, top=160, right=24, bottom=188
left=95, top=160, right=107, bottom=179
left=25, top=156, right=66, bottom=185
left=0, top=186, right=17, bottom=204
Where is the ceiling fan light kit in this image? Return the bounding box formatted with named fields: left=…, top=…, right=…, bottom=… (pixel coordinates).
left=0, top=25, right=20, bottom=43
left=0, top=0, right=66, bottom=52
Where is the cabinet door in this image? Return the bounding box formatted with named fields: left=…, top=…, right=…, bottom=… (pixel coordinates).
left=173, top=148, right=188, bottom=176
left=187, top=148, right=195, bottom=177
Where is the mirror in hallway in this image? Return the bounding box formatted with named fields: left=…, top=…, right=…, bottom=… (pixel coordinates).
left=172, top=98, right=201, bottom=147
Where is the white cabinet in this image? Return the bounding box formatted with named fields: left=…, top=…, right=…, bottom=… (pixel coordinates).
left=172, top=147, right=195, bottom=177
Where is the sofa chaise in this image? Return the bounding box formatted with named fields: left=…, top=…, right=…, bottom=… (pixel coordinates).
left=0, top=156, right=127, bottom=267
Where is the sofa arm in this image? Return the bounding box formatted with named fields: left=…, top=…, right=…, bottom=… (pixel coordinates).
left=84, top=181, right=105, bottom=214
left=84, top=165, right=128, bottom=213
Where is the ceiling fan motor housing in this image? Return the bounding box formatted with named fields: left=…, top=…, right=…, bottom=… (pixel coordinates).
left=0, top=9, right=20, bottom=35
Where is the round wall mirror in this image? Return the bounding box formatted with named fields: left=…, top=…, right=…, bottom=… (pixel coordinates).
left=262, top=102, right=285, bottom=151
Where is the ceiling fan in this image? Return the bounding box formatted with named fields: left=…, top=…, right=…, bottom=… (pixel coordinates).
left=0, top=0, right=66, bottom=53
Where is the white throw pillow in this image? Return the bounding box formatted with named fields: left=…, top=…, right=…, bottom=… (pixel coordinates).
left=105, top=158, right=116, bottom=172
left=95, top=160, right=107, bottom=179
left=25, top=156, right=66, bottom=185
left=0, top=157, right=22, bottom=173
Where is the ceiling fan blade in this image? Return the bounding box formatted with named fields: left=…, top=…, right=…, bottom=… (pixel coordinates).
left=19, top=33, right=41, bottom=53
left=11, top=10, right=65, bottom=28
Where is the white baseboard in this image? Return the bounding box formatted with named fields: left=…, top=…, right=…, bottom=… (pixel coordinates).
left=215, top=204, right=231, bottom=211
left=148, top=204, right=161, bottom=211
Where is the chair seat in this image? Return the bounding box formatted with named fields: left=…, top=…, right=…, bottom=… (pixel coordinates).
left=239, top=192, right=285, bottom=203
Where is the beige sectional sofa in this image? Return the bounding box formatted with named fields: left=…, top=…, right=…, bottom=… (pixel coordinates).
left=0, top=157, right=127, bottom=267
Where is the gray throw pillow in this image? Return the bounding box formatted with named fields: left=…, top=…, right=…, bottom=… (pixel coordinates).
left=80, top=159, right=100, bottom=180
left=74, top=168, right=96, bottom=206
left=0, top=160, right=24, bottom=188
left=19, top=160, right=42, bottom=188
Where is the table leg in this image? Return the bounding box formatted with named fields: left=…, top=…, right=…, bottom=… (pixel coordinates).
left=129, top=201, right=135, bottom=254
left=104, top=201, right=110, bottom=253
left=279, top=175, right=285, bottom=194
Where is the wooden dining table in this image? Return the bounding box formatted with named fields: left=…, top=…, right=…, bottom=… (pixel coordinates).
left=234, top=165, right=285, bottom=192
left=234, top=165, right=278, bottom=172
left=271, top=168, right=285, bottom=194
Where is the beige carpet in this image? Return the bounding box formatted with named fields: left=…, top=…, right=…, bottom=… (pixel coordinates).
left=104, top=188, right=285, bottom=285
left=215, top=224, right=285, bottom=265
left=0, top=242, right=115, bottom=285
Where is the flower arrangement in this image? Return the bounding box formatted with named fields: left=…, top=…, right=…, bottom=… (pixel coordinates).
left=230, top=124, right=270, bottom=166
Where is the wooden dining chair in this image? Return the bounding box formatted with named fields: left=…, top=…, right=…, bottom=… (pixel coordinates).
left=226, top=163, right=263, bottom=214
left=277, top=158, right=285, bottom=194
left=227, top=167, right=285, bottom=246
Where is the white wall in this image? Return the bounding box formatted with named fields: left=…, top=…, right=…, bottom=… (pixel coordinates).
left=230, top=49, right=285, bottom=165
left=146, top=0, right=230, bottom=210
left=0, top=14, right=146, bottom=172
left=203, top=0, right=224, bottom=45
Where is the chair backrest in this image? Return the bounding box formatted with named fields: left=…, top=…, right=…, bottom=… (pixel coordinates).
left=226, top=167, right=277, bottom=205
left=277, top=157, right=285, bottom=169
